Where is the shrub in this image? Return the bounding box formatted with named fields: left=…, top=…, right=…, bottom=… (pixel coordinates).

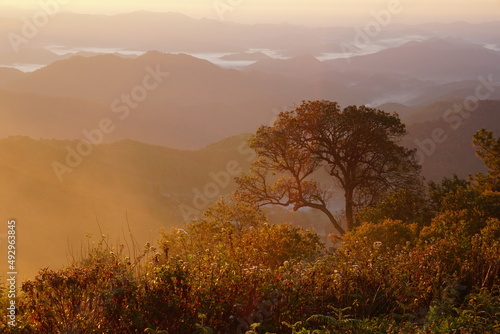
left=357, top=188, right=431, bottom=227
left=341, top=219, right=417, bottom=254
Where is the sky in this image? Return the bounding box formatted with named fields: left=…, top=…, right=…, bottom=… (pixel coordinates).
left=1, top=0, right=500, bottom=26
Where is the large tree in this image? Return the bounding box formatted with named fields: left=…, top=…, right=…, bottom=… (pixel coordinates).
left=235, top=100, right=421, bottom=234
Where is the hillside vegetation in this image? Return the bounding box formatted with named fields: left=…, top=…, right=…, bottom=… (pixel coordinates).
left=1, top=129, right=498, bottom=333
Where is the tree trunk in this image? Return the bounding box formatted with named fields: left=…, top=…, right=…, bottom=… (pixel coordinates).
left=345, top=187, right=355, bottom=231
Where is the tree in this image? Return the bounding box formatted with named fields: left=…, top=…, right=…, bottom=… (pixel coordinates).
left=472, top=129, right=500, bottom=191
left=235, top=100, right=421, bottom=234
left=428, top=175, right=470, bottom=213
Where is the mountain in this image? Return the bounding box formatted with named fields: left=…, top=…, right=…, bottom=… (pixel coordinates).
left=404, top=99, right=500, bottom=181
left=403, top=99, right=464, bottom=124
left=407, top=79, right=500, bottom=107
left=244, top=54, right=327, bottom=79
left=0, top=67, right=25, bottom=85
left=376, top=102, right=415, bottom=120
left=3, top=51, right=398, bottom=149
left=2, top=12, right=499, bottom=73
left=0, top=90, right=111, bottom=139
left=326, top=38, right=500, bottom=82
left=414, top=22, right=500, bottom=47
left=219, top=52, right=272, bottom=61
left=3, top=52, right=309, bottom=148
left=3, top=48, right=498, bottom=150
left=0, top=134, right=253, bottom=279
left=0, top=47, right=66, bottom=67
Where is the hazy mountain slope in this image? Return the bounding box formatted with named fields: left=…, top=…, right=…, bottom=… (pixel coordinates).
left=407, top=79, right=500, bottom=107
left=243, top=56, right=427, bottom=106
left=414, top=22, right=500, bottom=47
left=243, top=55, right=438, bottom=107
left=0, top=134, right=253, bottom=279
left=243, top=55, right=328, bottom=80
left=0, top=47, right=66, bottom=67
left=404, top=100, right=500, bottom=181
left=0, top=67, right=25, bottom=85
left=0, top=90, right=111, bottom=139
left=220, top=52, right=273, bottom=61
left=326, top=39, right=500, bottom=81
left=5, top=51, right=317, bottom=105
left=404, top=98, right=466, bottom=124
left=1, top=52, right=375, bottom=148
left=6, top=52, right=187, bottom=101
left=376, top=102, right=415, bottom=120
left=2, top=52, right=298, bottom=148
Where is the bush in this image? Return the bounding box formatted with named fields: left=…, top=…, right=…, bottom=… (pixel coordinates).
left=357, top=188, right=431, bottom=227
left=341, top=219, right=417, bottom=254
left=424, top=286, right=500, bottom=333
left=20, top=262, right=142, bottom=333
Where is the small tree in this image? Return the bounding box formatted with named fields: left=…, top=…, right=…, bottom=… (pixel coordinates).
left=472, top=129, right=500, bottom=191
left=236, top=100, right=421, bottom=234
left=428, top=175, right=470, bottom=213
left=357, top=188, right=431, bottom=227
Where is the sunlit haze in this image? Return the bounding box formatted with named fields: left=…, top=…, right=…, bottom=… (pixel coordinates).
left=1, top=0, right=500, bottom=25
left=1, top=0, right=500, bottom=329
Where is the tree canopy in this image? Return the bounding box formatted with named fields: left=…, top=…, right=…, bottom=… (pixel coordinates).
left=236, top=100, right=421, bottom=234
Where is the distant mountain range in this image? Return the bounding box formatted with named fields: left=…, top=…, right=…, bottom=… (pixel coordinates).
left=1, top=52, right=305, bottom=149
left=326, top=38, right=500, bottom=81
left=1, top=11, right=499, bottom=65
left=1, top=36, right=500, bottom=149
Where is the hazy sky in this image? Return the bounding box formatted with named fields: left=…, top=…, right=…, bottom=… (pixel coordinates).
left=1, top=0, right=500, bottom=26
